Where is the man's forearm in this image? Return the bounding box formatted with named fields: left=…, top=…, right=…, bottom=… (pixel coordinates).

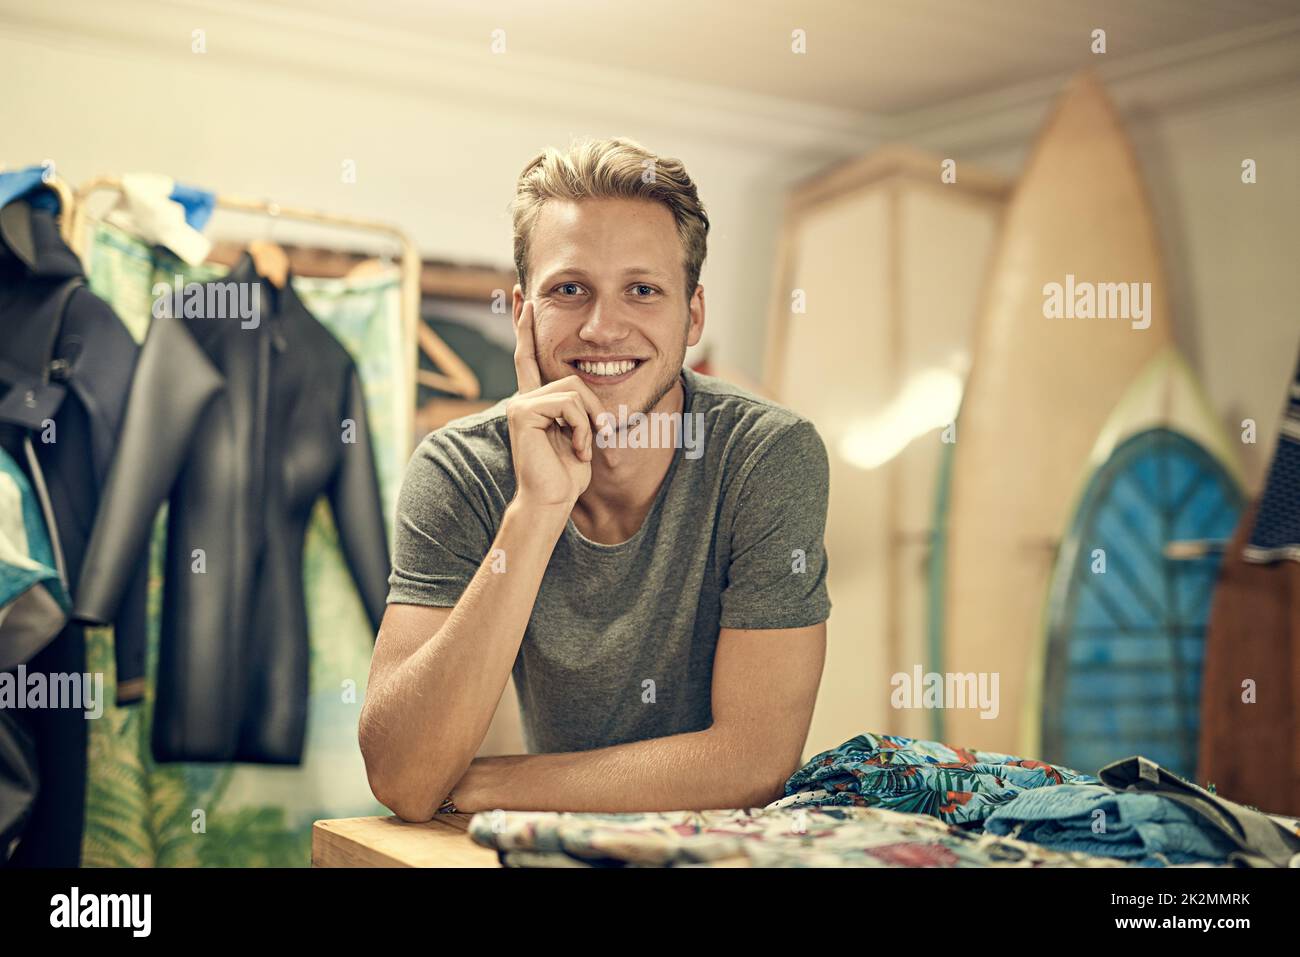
left=449, top=726, right=794, bottom=813
left=362, top=498, right=567, bottom=820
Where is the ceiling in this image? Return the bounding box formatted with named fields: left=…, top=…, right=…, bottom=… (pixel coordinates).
left=270, top=0, right=1300, bottom=114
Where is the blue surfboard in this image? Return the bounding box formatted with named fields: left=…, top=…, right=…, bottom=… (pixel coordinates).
left=1035, top=352, right=1245, bottom=777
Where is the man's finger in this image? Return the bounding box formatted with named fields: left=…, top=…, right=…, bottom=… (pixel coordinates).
left=542, top=373, right=607, bottom=424
left=513, top=299, right=544, bottom=393
left=513, top=393, right=591, bottom=459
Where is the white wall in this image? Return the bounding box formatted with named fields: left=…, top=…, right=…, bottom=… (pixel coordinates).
left=0, top=0, right=877, bottom=380
left=896, top=28, right=1300, bottom=492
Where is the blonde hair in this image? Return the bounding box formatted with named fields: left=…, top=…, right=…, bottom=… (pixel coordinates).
left=511, top=136, right=709, bottom=296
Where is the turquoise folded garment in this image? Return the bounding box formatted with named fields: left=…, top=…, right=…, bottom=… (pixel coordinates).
left=0, top=445, right=70, bottom=670
left=778, top=732, right=1097, bottom=827
left=983, top=783, right=1235, bottom=866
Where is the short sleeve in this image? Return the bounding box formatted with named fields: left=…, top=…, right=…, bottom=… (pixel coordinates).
left=719, top=418, right=832, bottom=630
left=386, top=433, right=493, bottom=607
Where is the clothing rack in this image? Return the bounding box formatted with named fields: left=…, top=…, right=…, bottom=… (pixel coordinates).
left=69, top=176, right=483, bottom=439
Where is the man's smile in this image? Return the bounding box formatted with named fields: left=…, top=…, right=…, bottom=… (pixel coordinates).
left=566, top=356, right=646, bottom=384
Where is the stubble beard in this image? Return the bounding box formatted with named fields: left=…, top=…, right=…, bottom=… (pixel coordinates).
left=632, top=338, right=687, bottom=421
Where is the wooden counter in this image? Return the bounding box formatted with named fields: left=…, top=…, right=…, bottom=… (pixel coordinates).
left=312, top=814, right=500, bottom=867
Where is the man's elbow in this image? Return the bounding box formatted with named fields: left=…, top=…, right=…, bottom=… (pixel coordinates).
left=741, top=767, right=791, bottom=809
left=374, top=782, right=439, bottom=824
left=710, top=728, right=797, bottom=808
left=362, top=757, right=442, bottom=823
left=359, top=716, right=441, bottom=822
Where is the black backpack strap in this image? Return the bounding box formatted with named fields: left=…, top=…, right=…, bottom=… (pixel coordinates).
left=0, top=276, right=81, bottom=430
left=1099, top=755, right=1300, bottom=868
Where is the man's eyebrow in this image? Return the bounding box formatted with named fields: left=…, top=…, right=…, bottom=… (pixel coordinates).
left=620, top=266, right=672, bottom=280
left=537, top=266, right=672, bottom=285
left=536, top=266, right=590, bottom=286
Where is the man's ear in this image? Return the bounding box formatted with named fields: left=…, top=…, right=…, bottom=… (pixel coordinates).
left=512, top=283, right=524, bottom=322
left=686, top=283, right=705, bottom=347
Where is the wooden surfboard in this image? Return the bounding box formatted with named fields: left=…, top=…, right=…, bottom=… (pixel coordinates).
left=1030, top=348, right=1244, bottom=777
left=936, top=71, right=1173, bottom=754
left=1197, top=499, right=1300, bottom=815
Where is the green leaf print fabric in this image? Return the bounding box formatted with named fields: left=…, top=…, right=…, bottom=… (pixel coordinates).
left=80, top=223, right=405, bottom=866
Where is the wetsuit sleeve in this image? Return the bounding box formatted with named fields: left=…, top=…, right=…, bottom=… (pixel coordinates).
left=72, top=316, right=224, bottom=697
left=327, top=365, right=391, bottom=634
left=68, top=286, right=153, bottom=705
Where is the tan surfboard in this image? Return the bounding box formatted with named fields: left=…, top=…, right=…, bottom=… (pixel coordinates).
left=938, top=71, right=1173, bottom=754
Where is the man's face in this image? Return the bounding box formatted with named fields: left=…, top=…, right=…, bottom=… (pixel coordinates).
left=517, top=196, right=704, bottom=418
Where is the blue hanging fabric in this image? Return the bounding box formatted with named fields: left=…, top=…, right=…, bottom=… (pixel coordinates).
left=168, top=182, right=216, bottom=231
left=0, top=165, right=60, bottom=212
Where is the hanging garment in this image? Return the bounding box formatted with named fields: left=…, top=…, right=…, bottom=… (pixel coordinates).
left=0, top=442, right=65, bottom=866
left=1245, top=343, right=1300, bottom=563
left=0, top=443, right=70, bottom=668
left=0, top=167, right=58, bottom=212
left=295, top=268, right=408, bottom=516
left=774, top=732, right=1097, bottom=826
left=73, top=253, right=390, bottom=764
left=103, top=172, right=212, bottom=266
left=466, top=805, right=1130, bottom=868
left=1198, top=498, right=1300, bottom=815
left=0, top=709, right=37, bottom=862
left=166, top=182, right=216, bottom=232
left=0, top=194, right=142, bottom=867
left=78, top=225, right=400, bottom=866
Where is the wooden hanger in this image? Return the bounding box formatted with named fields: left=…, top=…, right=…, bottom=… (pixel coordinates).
left=43, top=173, right=76, bottom=244
left=417, top=323, right=479, bottom=394
left=247, top=238, right=289, bottom=288
left=346, top=256, right=393, bottom=281
left=347, top=254, right=479, bottom=396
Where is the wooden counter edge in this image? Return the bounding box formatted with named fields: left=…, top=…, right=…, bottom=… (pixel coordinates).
left=312, top=814, right=501, bottom=868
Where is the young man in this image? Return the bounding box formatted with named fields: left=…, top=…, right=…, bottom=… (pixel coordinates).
left=359, top=137, right=831, bottom=821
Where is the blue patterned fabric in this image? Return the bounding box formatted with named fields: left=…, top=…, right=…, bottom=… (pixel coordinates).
left=984, top=783, right=1235, bottom=866
left=0, top=445, right=70, bottom=669
left=777, top=732, right=1098, bottom=826
left=1245, top=344, right=1300, bottom=563
left=0, top=446, right=68, bottom=614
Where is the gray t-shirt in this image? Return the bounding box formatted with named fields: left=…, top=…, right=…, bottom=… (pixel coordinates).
left=386, top=366, right=831, bottom=754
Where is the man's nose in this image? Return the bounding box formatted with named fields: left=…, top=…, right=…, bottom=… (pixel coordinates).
left=578, top=297, right=631, bottom=344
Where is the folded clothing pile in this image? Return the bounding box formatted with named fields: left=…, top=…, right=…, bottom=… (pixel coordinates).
left=466, top=742, right=1300, bottom=868
left=984, top=785, right=1234, bottom=866
left=466, top=804, right=1128, bottom=868
left=772, top=732, right=1097, bottom=826
left=985, top=756, right=1300, bottom=867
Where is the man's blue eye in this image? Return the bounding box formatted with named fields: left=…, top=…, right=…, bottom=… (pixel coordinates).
left=559, top=283, right=581, bottom=295
left=634, top=285, right=655, bottom=296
